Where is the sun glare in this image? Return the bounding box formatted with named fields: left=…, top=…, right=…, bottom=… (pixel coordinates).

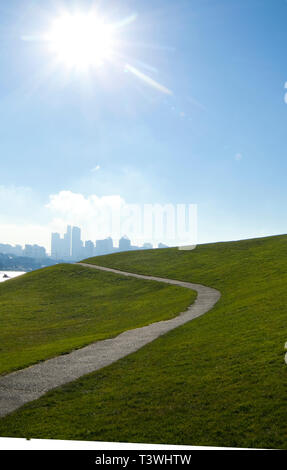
left=23, top=9, right=172, bottom=95
left=47, top=13, right=115, bottom=68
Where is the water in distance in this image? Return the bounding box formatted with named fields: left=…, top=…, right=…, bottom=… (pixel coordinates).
left=0, top=271, right=26, bottom=283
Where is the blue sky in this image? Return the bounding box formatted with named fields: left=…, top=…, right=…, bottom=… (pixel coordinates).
left=1, top=0, right=287, bottom=249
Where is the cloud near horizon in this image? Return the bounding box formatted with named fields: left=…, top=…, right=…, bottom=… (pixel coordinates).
left=0, top=187, right=127, bottom=249
left=0, top=188, right=194, bottom=251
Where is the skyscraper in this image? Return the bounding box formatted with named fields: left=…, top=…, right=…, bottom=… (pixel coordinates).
left=84, top=240, right=94, bottom=258
left=51, top=232, right=61, bottom=259
left=71, top=226, right=83, bottom=260
left=96, top=237, right=113, bottom=255
left=63, top=225, right=72, bottom=258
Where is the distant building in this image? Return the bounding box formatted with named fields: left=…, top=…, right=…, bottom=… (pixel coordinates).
left=84, top=240, right=95, bottom=259
left=51, top=225, right=84, bottom=261
left=158, top=242, right=169, bottom=249
left=51, top=233, right=61, bottom=259
left=96, top=237, right=113, bottom=256
left=0, top=243, right=23, bottom=256
left=119, top=236, right=131, bottom=252
left=142, top=242, right=153, bottom=249
left=71, top=226, right=83, bottom=260
left=63, top=225, right=72, bottom=258
left=24, top=244, right=46, bottom=259
left=14, top=245, right=24, bottom=256
left=51, top=232, right=70, bottom=260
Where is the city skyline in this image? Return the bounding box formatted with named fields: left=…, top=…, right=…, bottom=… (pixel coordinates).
left=0, top=242, right=47, bottom=259
left=51, top=225, right=164, bottom=261
left=0, top=225, right=168, bottom=261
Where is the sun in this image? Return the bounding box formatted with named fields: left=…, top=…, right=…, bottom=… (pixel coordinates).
left=22, top=9, right=172, bottom=95
left=46, top=12, right=115, bottom=69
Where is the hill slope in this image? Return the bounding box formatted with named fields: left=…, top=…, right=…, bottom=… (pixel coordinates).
left=0, top=263, right=195, bottom=375
left=1, top=235, right=287, bottom=448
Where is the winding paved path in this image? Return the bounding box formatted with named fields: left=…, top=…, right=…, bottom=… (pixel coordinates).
left=0, top=263, right=220, bottom=418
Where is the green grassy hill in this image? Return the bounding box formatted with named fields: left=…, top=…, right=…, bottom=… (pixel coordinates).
left=1, top=234, right=287, bottom=448
left=0, top=263, right=195, bottom=375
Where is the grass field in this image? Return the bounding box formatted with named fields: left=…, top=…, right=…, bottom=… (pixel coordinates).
left=1, top=234, right=287, bottom=449
left=0, top=263, right=196, bottom=375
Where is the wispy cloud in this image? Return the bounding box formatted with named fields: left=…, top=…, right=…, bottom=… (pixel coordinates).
left=46, top=190, right=126, bottom=240
left=91, top=165, right=101, bottom=172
